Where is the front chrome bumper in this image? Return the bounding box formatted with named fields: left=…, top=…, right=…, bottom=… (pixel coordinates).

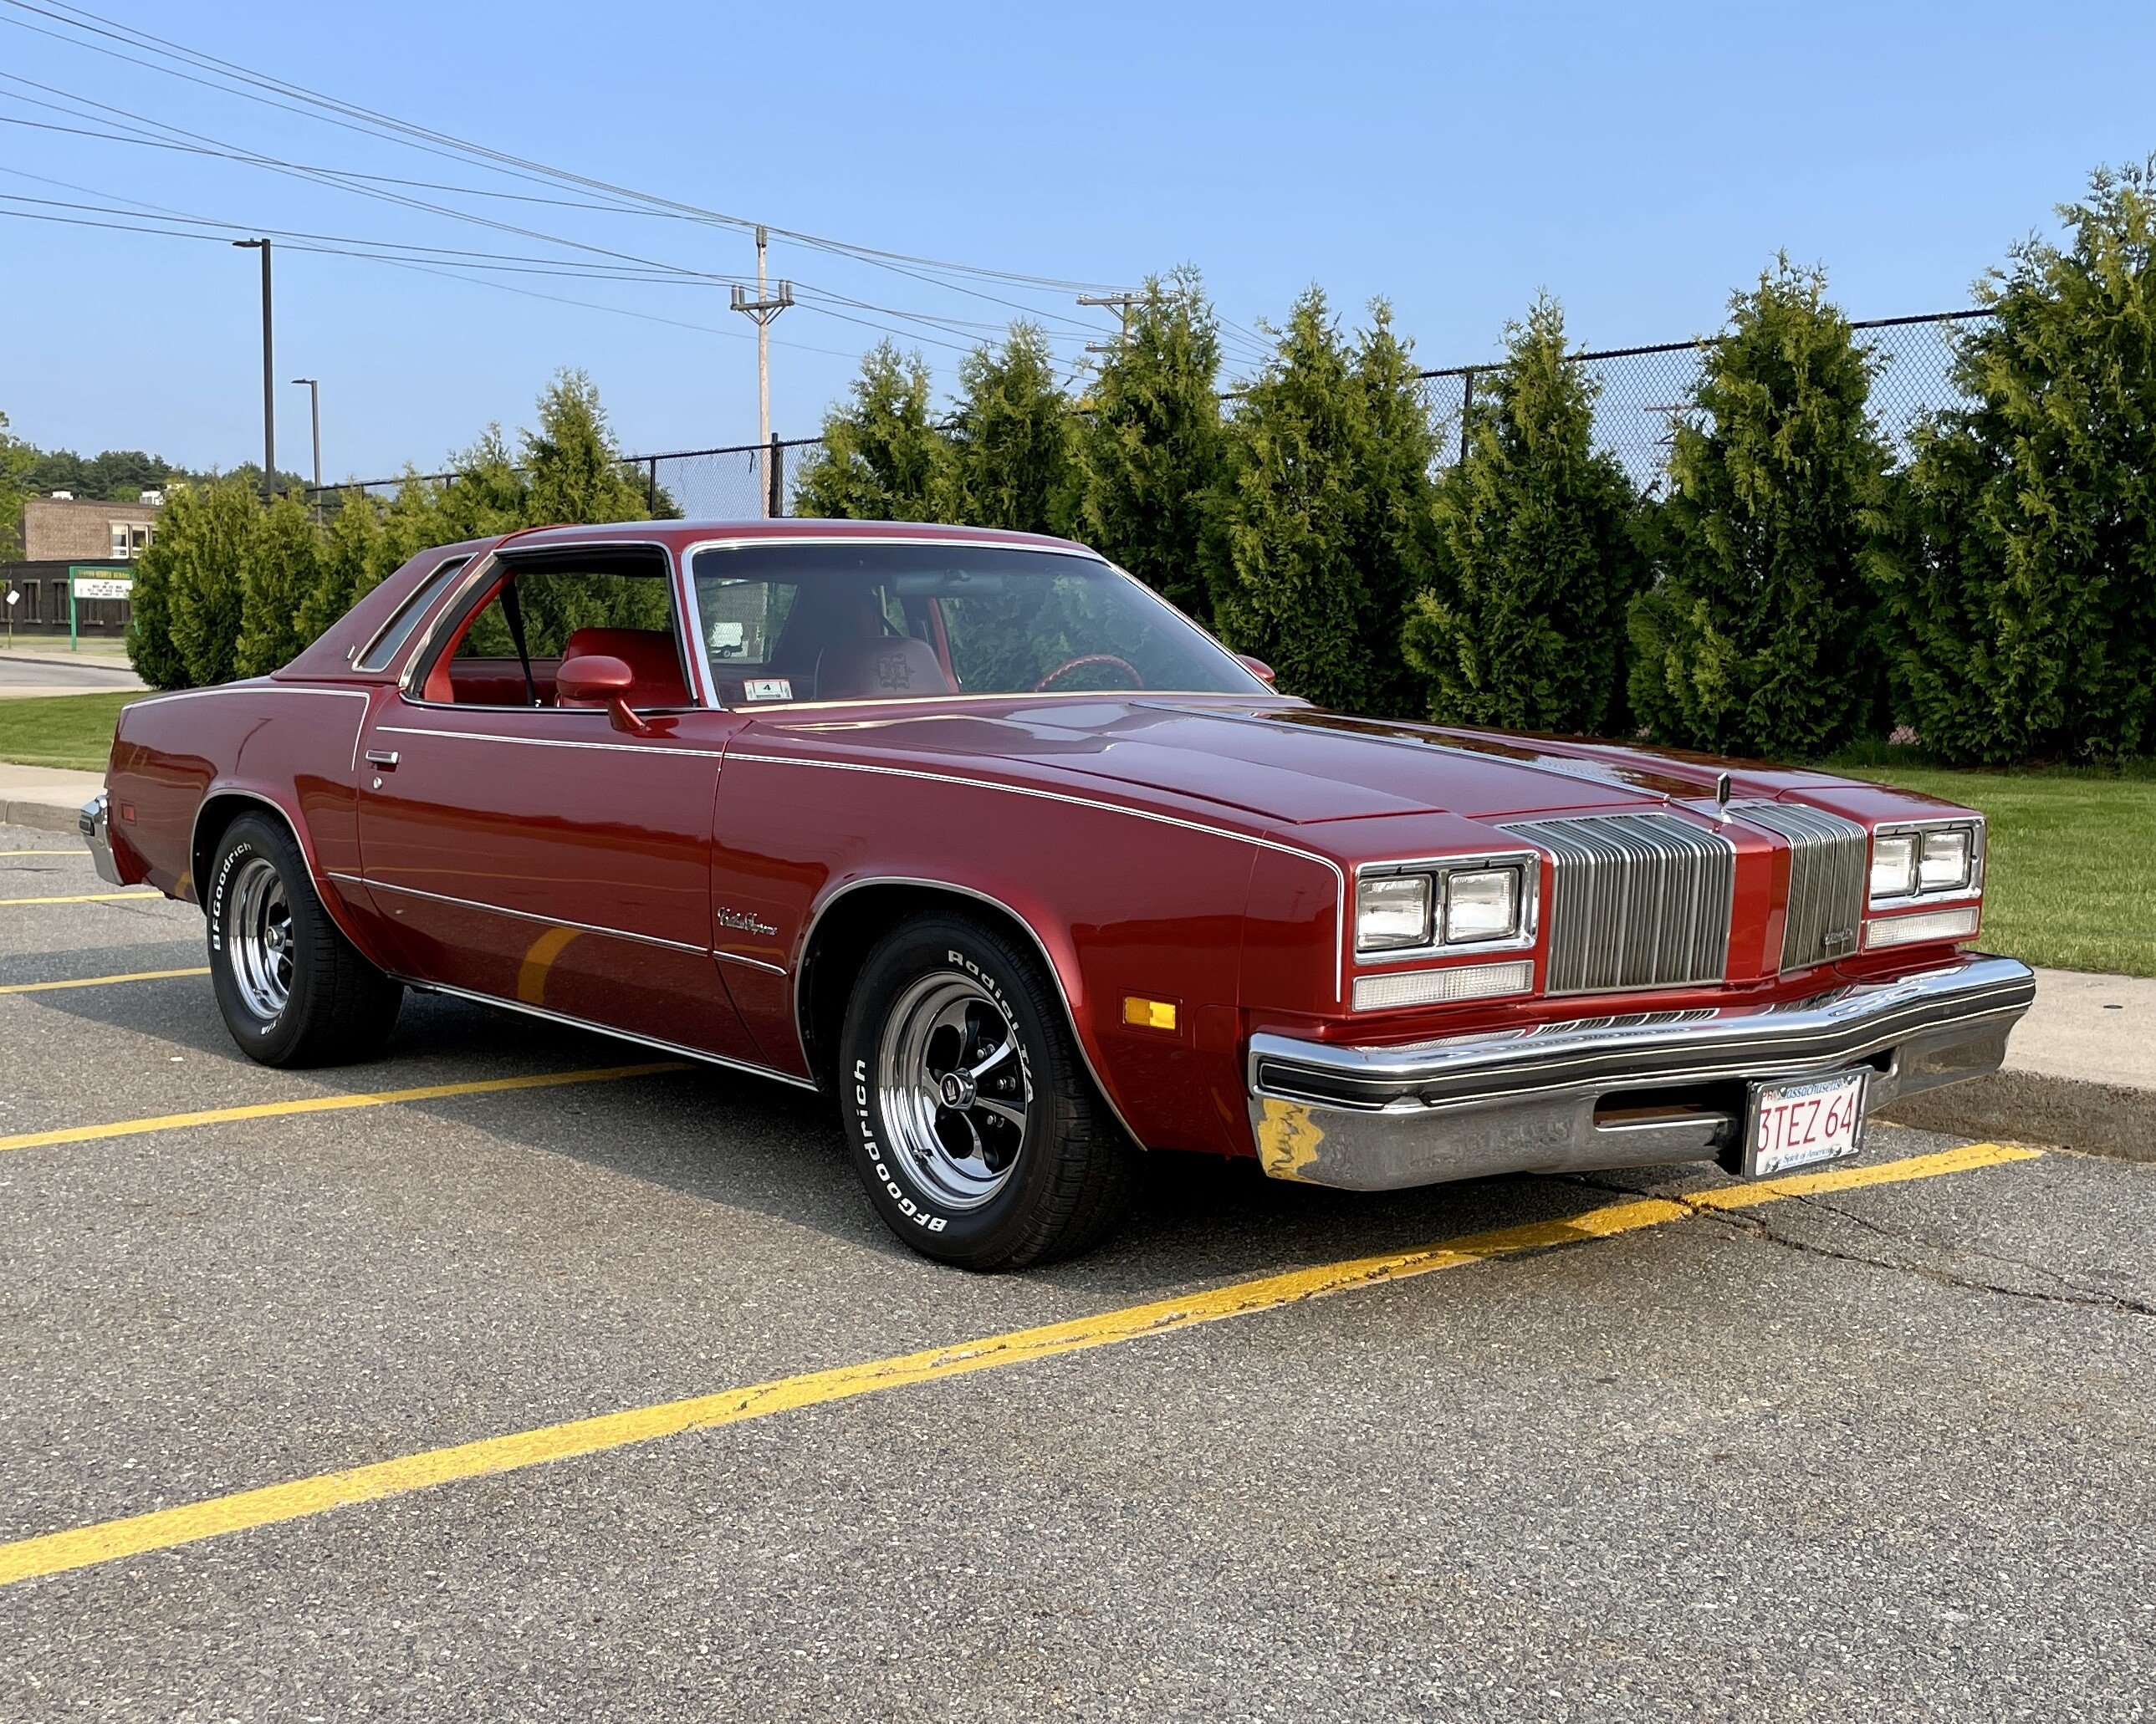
left=79, top=790, right=122, bottom=886
left=1246, top=955, right=2036, bottom=1191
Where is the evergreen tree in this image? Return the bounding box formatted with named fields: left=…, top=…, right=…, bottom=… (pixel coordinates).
left=235, top=492, right=323, bottom=676
left=1074, top=268, right=1227, bottom=623
left=1404, top=295, right=1643, bottom=732
left=1212, top=289, right=1436, bottom=717
left=161, top=479, right=260, bottom=688
left=793, top=343, right=957, bottom=521
left=1883, top=162, right=2156, bottom=763
left=296, top=491, right=388, bottom=643
left=1628, top=260, right=1892, bottom=757
left=948, top=324, right=1073, bottom=535
left=125, top=478, right=193, bottom=691
left=522, top=370, right=649, bottom=526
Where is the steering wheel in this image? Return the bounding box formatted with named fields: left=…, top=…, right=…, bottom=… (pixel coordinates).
left=1032, top=653, right=1142, bottom=692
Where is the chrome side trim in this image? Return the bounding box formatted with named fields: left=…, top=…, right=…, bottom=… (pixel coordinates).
left=119, top=684, right=374, bottom=773
left=401, top=977, right=820, bottom=1094
left=330, top=873, right=710, bottom=956
left=374, top=722, right=729, bottom=761
left=793, top=874, right=1151, bottom=1150
left=715, top=949, right=789, bottom=976
left=729, top=751, right=1347, bottom=1001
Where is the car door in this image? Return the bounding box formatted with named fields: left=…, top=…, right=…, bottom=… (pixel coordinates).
left=352, top=544, right=763, bottom=1069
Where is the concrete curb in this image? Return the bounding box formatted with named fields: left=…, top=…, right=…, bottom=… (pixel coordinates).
left=1, top=797, right=84, bottom=834
left=1881, top=1070, right=2156, bottom=1165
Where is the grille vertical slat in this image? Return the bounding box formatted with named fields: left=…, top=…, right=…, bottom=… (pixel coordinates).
left=1501, top=813, right=1735, bottom=994
left=1736, top=802, right=1867, bottom=972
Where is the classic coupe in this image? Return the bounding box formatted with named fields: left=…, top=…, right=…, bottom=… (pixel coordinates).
left=84, top=519, right=2035, bottom=1267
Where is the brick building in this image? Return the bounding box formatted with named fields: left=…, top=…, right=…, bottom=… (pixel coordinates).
left=1, top=492, right=160, bottom=639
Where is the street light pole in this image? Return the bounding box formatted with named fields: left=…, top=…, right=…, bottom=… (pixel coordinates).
left=232, top=238, right=274, bottom=499
left=291, top=377, right=320, bottom=492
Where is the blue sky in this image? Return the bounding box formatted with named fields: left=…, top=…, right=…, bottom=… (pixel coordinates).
left=3, top=1, right=2150, bottom=481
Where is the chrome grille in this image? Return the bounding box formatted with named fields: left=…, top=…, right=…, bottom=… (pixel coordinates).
left=1502, top=813, right=1735, bottom=995
left=1735, top=802, right=1867, bottom=972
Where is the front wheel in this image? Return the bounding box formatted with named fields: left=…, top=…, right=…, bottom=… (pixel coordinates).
left=838, top=914, right=1138, bottom=1269
left=206, top=812, right=403, bottom=1067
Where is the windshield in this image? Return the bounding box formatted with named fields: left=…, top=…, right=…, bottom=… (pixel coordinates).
left=689, top=542, right=1266, bottom=706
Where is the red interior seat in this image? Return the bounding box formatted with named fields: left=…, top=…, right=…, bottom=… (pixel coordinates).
left=559, top=628, right=691, bottom=709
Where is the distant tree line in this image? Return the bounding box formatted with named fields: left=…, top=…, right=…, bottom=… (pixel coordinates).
left=797, top=164, right=2156, bottom=767
left=125, top=370, right=660, bottom=689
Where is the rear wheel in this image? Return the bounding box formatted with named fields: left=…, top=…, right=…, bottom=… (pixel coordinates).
left=838, top=913, right=1138, bottom=1270
left=207, top=812, right=402, bottom=1067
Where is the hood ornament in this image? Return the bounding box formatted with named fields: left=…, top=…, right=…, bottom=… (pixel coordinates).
left=1714, top=771, right=1732, bottom=819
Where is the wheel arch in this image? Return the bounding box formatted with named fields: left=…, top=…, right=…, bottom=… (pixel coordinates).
left=794, top=876, right=1148, bottom=1150
left=190, top=788, right=382, bottom=963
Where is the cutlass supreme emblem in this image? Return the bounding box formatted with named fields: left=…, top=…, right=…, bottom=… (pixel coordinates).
left=716, top=906, right=779, bottom=938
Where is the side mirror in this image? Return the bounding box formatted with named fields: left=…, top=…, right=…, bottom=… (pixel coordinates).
left=1235, top=654, right=1278, bottom=687
left=556, top=654, right=650, bottom=735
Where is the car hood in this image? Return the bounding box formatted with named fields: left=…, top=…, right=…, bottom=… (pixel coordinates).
left=774, top=699, right=1724, bottom=824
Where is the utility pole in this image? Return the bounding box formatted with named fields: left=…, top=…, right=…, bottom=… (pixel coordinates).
left=232, top=239, right=274, bottom=498
left=1077, top=291, right=1140, bottom=356
left=291, top=377, right=321, bottom=493
left=730, top=226, right=794, bottom=516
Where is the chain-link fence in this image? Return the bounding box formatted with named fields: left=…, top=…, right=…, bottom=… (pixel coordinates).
left=309, top=309, right=1994, bottom=518
left=1420, top=309, right=1992, bottom=490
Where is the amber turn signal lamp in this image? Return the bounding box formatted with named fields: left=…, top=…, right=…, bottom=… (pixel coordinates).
left=1121, top=996, right=1178, bottom=1032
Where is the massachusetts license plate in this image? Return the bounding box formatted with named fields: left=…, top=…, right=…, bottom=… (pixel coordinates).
left=1744, top=1069, right=1867, bottom=1178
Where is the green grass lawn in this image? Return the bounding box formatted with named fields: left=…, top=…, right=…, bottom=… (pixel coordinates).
left=1849, top=763, right=2156, bottom=978
left=0, top=691, right=141, bottom=772
left=2, top=691, right=2147, bottom=975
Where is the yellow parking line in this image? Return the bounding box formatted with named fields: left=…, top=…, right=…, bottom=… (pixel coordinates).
left=0, top=966, right=212, bottom=996
left=0, top=1060, right=690, bottom=1157
left=0, top=1140, right=2040, bottom=1589
left=0, top=890, right=163, bottom=906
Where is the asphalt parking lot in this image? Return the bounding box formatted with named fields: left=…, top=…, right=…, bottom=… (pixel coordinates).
left=3, top=818, right=2153, bottom=1721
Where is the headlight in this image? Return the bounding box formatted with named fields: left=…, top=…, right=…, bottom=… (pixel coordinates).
left=1356, top=874, right=1432, bottom=951
left=1443, top=866, right=1522, bottom=944
left=1918, top=827, right=1972, bottom=892
left=1869, top=833, right=1917, bottom=900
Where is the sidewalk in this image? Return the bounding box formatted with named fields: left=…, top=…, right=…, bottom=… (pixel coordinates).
left=0, top=762, right=106, bottom=833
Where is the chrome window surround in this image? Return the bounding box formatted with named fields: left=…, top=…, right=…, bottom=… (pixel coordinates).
left=1868, top=816, right=1985, bottom=908
left=395, top=538, right=708, bottom=711
left=678, top=536, right=1270, bottom=713
left=1501, top=812, right=1738, bottom=997
left=352, top=553, right=473, bottom=673
left=1350, top=851, right=1542, bottom=967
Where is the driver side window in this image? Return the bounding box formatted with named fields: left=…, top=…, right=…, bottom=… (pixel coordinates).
left=444, top=564, right=688, bottom=710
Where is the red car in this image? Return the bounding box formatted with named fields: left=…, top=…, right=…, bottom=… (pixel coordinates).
left=84, top=520, right=2034, bottom=1267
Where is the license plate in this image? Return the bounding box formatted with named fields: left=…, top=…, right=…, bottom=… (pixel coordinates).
left=1744, top=1069, right=1867, bottom=1178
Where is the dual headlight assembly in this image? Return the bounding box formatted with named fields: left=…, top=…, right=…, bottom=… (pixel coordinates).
left=1866, top=820, right=1983, bottom=951
left=1356, top=860, right=1528, bottom=954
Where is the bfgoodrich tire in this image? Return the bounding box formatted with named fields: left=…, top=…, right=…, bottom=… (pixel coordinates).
left=838, top=913, right=1139, bottom=1270
left=206, top=811, right=403, bottom=1068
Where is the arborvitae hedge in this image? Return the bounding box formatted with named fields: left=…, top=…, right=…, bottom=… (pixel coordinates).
left=1627, top=261, right=1893, bottom=758
left=1404, top=295, right=1643, bottom=732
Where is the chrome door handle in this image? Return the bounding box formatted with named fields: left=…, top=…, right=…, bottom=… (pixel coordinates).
left=365, top=750, right=400, bottom=769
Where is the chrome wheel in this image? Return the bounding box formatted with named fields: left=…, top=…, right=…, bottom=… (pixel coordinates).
left=876, top=972, right=1031, bottom=1211
left=227, top=854, right=294, bottom=1021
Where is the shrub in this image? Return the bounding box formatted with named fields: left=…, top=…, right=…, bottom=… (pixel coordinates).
left=160, top=479, right=260, bottom=689
left=1404, top=295, right=1644, bottom=732
left=235, top=492, right=322, bottom=676
left=1883, top=163, right=2156, bottom=763
left=794, top=344, right=957, bottom=522
left=523, top=370, right=650, bottom=528
left=1211, top=289, right=1437, bottom=717
left=948, top=324, right=1074, bottom=536
left=1628, top=260, right=1892, bottom=757
left=1074, top=268, right=1227, bottom=624
left=296, top=491, right=388, bottom=645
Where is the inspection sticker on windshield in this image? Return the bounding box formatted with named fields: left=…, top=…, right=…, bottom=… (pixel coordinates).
left=742, top=678, right=793, bottom=702
left=1745, top=1069, right=1867, bottom=1178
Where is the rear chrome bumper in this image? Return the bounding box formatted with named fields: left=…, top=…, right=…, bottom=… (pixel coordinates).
left=79, top=791, right=121, bottom=886
left=1245, top=954, right=2036, bottom=1191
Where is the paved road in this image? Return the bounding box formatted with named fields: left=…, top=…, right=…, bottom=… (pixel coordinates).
left=1, top=819, right=2150, bottom=1721
left=0, top=651, right=146, bottom=697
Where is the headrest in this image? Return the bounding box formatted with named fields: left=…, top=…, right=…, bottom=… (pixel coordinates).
left=814, top=634, right=953, bottom=701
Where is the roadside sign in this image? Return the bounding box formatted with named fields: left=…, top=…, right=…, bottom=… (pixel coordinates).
left=72, top=576, right=135, bottom=601
left=66, top=564, right=135, bottom=650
